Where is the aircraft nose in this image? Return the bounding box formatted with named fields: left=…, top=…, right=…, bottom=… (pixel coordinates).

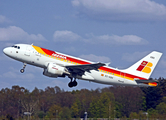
left=3, top=47, right=10, bottom=55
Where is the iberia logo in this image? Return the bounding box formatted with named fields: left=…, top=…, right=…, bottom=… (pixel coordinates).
left=136, top=61, right=153, bottom=74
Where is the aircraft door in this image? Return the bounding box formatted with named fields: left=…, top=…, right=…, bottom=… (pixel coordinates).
left=24, top=46, right=31, bottom=56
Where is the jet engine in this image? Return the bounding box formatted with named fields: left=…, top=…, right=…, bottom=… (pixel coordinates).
left=43, top=63, right=69, bottom=77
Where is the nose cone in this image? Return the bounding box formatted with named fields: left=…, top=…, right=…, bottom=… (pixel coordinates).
left=3, top=47, right=10, bottom=56
left=3, top=48, right=7, bottom=54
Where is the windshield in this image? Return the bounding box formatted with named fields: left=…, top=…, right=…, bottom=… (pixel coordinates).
left=12, top=45, right=20, bottom=49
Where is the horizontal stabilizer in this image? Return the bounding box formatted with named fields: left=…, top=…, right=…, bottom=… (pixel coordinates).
left=135, top=79, right=159, bottom=83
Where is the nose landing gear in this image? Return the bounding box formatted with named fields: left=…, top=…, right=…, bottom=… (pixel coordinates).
left=20, top=63, right=27, bottom=73
left=68, top=77, right=78, bottom=88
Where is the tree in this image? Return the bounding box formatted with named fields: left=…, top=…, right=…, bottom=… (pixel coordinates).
left=114, top=101, right=122, bottom=118
left=3, top=80, right=166, bottom=119
left=0, top=86, right=26, bottom=118
left=59, top=107, right=71, bottom=120
left=6, top=114, right=15, bottom=120
left=142, top=96, right=147, bottom=111
left=73, top=89, right=95, bottom=117
left=98, top=92, right=113, bottom=118
left=46, top=104, right=61, bottom=118
left=71, top=99, right=80, bottom=118
left=112, top=86, right=144, bottom=117
left=129, top=112, right=138, bottom=119
left=54, top=86, right=62, bottom=93
left=21, top=88, right=39, bottom=116
left=36, top=111, right=46, bottom=118
left=55, top=91, right=74, bottom=108
left=147, top=108, right=158, bottom=119
left=156, top=102, right=166, bottom=115
left=141, top=80, right=163, bottom=110
left=89, top=92, right=114, bottom=118
left=88, top=97, right=99, bottom=118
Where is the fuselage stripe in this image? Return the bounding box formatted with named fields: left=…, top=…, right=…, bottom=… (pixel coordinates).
left=32, top=45, right=147, bottom=81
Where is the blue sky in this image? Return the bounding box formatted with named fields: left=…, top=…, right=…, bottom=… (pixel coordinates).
left=1, top=0, right=166, bottom=91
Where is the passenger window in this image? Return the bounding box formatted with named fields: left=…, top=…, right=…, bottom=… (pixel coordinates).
left=18, top=46, right=20, bottom=49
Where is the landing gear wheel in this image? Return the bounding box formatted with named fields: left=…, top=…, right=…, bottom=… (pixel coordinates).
left=20, top=69, right=24, bottom=73
left=73, top=80, right=78, bottom=87
left=68, top=82, right=73, bottom=88
left=20, top=63, right=27, bottom=73
left=68, top=78, right=78, bottom=88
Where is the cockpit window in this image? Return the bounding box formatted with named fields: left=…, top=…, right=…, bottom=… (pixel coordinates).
left=12, top=45, right=20, bottom=49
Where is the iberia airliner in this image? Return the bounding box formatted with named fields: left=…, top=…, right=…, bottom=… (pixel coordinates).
left=3, top=44, right=162, bottom=88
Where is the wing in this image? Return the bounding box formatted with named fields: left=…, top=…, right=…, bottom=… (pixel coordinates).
left=65, top=62, right=105, bottom=76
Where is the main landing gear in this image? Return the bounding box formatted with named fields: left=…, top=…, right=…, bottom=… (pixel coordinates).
left=20, top=63, right=27, bottom=73
left=68, top=77, right=78, bottom=88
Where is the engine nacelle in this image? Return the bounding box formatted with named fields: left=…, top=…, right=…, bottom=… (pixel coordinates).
left=43, top=63, right=67, bottom=77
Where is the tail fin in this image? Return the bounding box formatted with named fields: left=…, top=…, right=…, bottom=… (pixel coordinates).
left=124, top=51, right=162, bottom=79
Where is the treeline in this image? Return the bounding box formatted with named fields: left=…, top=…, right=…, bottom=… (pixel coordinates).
left=0, top=77, right=166, bottom=119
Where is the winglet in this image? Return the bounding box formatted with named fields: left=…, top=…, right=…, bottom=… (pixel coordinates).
left=105, top=62, right=111, bottom=66
left=97, top=62, right=110, bottom=66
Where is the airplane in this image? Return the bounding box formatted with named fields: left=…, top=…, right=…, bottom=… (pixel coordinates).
left=3, top=44, right=162, bottom=88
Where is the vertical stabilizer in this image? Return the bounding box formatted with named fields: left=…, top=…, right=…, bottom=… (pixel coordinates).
left=124, top=51, right=162, bottom=79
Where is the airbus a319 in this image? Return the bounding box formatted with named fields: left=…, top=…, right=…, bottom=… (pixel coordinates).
left=3, top=44, right=162, bottom=88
